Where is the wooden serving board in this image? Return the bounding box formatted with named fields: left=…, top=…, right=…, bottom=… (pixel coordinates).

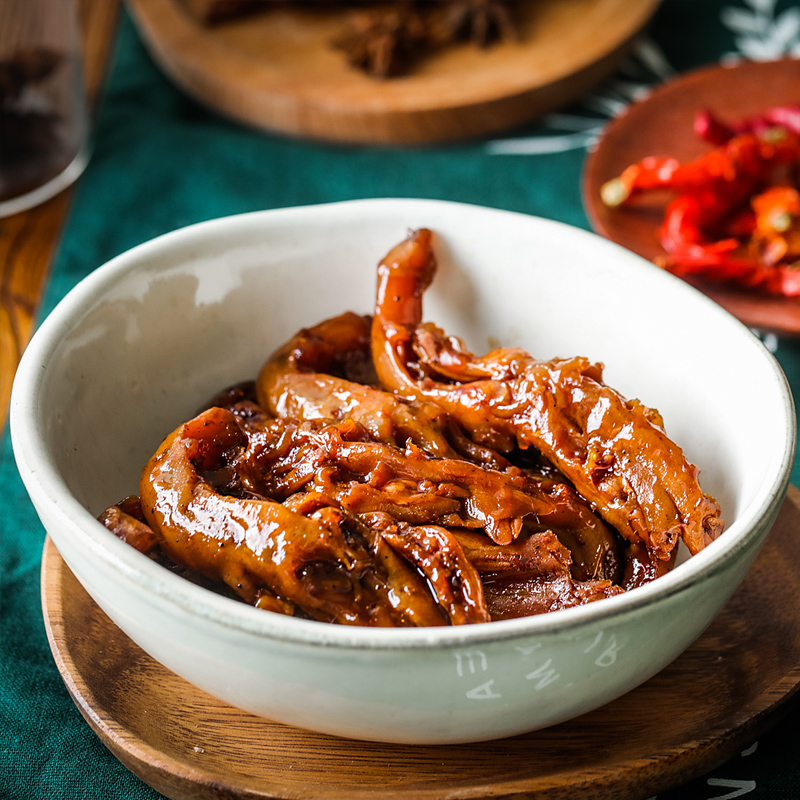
left=41, top=485, right=800, bottom=800
left=124, top=0, right=660, bottom=144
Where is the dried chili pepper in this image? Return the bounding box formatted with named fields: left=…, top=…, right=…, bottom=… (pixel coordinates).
left=601, top=128, right=800, bottom=207
left=601, top=109, right=800, bottom=297
left=695, top=105, right=800, bottom=145
left=751, top=185, right=800, bottom=268
left=654, top=185, right=800, bottom=297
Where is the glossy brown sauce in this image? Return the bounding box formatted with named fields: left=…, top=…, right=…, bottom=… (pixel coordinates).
left=100, top=229, right=722, bottom=626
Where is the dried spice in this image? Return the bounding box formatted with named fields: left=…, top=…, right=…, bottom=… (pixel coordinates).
left=435, top=0, right=519, bottom=48
left=183, top=0, right=521, bottom=78
left=332, top=3, right=430, bottom=79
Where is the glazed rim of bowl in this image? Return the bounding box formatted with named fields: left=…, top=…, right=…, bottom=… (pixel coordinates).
left=11, top=199, right=796, bottom=650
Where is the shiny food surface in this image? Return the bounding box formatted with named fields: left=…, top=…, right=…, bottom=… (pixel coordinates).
left=102, top=229, right=722, bottom=626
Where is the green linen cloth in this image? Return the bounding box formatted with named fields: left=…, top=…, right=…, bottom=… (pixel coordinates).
left=3, top=1, right=800, bottom=797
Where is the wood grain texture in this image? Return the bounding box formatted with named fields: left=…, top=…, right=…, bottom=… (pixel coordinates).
left=41, top=486, right=800, bottom=800
left=125, top=0, right=660, bottom=145
left=583, top=58, right=800, bottom=336
left=0, top=0, right=120, bottom=431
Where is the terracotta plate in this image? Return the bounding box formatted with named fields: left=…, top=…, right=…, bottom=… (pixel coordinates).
left=583, top=58, right=800, bottom=336
left=125, top=0, right=660, bottom=144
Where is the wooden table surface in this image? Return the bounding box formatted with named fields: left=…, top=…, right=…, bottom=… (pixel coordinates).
left=0, top=0, right=120, bottom=433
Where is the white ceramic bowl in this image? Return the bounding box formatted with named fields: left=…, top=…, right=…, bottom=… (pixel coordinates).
left=11, top=199, right=795, bottom=744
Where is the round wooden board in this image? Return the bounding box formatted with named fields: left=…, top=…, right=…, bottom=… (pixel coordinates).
left=124, top=0, right=660, bottom=144
left=583, top=58, right=800, bottom=336
left=41, top=486, right=800, bottom=800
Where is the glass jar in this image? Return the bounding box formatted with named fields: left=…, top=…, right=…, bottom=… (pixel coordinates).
left=0, top=0, right=89, bottom=217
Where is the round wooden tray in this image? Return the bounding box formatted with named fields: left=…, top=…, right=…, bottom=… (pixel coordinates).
left=583, top=58, right=800, bottom=336
left=41, top=486, right=800, bottom=800
left=124, top=0, right=660, bottom=144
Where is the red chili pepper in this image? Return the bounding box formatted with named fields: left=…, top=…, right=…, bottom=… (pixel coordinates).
left=762, top=106, right=800, bottom=134
left=656, top=187, right=800, bottom=296
left=694, top=109, right=734, bottom=147
left=750, top=185, right=800, bottom=267
left=772, top=264, right=800, bottom=295
left=752, top=185, right=800, bottom=235
left=601, top=129, right=800, bottom=207
left=695, top=106, right=800, bottom=145
left=659, top=193, right=741, bottom=255
left=601, top=118, right=800, bottom=296
left=661, top=250, right=800, bottom=296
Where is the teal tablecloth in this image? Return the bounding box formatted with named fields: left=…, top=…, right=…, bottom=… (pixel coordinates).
left=3, top=1, right=800, bottom=797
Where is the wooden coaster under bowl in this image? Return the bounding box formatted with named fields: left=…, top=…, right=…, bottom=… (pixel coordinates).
left=41, top=486, right=800, bottom=800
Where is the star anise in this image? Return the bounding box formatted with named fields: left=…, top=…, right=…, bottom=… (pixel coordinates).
left=184, top=0, right=524, bottom=78
left=437, top=0, right=519, bottom=48
left=332, top=2, right=430, bottom=79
